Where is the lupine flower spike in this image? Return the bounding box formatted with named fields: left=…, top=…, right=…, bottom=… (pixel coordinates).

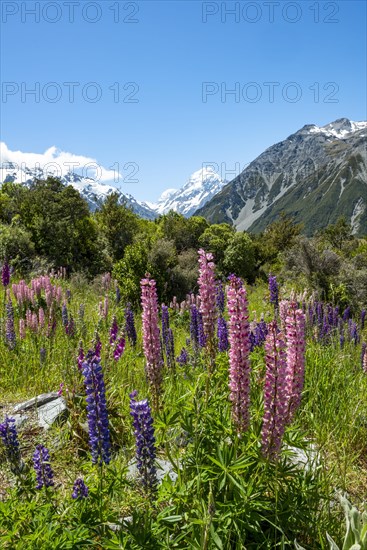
left=130, top=391, right=158, bottom=495
left=198, top=249, right=217, bottom=364
left=227, top=275, right=251, bottom=434
left=261, top=322, right=288, bottom=460
left=82, top=351, right=111, bottom=465
left=0, top=416, right=23, bottom=474
left=140, top=275, right=163, bottom=409
left=285, top=302, right=306, bottom=424
left=33, top=445, right=54, bottom=489
left=72, top=478, right=89, bottom=499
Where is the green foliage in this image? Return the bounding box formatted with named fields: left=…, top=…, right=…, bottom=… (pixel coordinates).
left=113, top=241, right=149, bottom=306
left=317, top=217, right=355, bottom=251
left=96, top=192, right=139, bottom=262
left=254, top=213, right=302, bottom=266
left=0, top=223, right=35, bottom=273
left=223, top=232, right=256, bottom=282
left=157, top=212, right=209, bottom=252
left=199, top=223, right=236, bottom=268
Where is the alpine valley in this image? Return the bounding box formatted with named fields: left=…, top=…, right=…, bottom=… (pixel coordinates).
left=1, top=117, right=366, bottom=236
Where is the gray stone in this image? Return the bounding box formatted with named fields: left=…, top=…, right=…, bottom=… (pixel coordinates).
left=286, top=443, right=319, bottom=472
left=127, top=457, right=179, bottom=484
left=13, top=392, right=59, bottom=413
left=12, top=413, right=29, bottom=428
left=37, top=397, right=68, bottom=430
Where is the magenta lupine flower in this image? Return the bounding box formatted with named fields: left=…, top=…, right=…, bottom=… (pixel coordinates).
left=279, top=300, right=289, bottom=331
left=19, top=319, right=26, bottom=340
left=198, top=249, right=217, bottom=357
left=113, top=335, right=125, bottom=361
left=285, top=302, right=306, bottom=424
left=109, top=316, right=118, bottom=344
left=141, top=275, right=163, bottom=408
left=226, top=275, right=251, bottom=434
left=38, top=308, right=45, bottom=329
left=261, top=321, right=288, bottom=460
left=1, top=260, right=10, bottom=287
left=77, top=343, right=84, bottom=370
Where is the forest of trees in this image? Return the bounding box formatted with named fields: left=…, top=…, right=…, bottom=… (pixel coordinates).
left=0, top=177, right=366, bottom=309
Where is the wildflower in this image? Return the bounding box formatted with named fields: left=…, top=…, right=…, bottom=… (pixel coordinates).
left=268, top=274, right=279, bottom=308
left=72, top=478, right=89, bottom=499
left=141, top=275, right=163, bottom=408
left=5, top=300, right=16, bottom=350
left=0, top=416, right=22, bottom=473
left=33, top=445, right=54, bottom=489
left=227, top=275, right=251, bottom=434
left=285, top=302, right=306, bottom=424
left=125, top=303, right=137, bottom=346
left=113, top=335, right=125, bottom=361
left=190, top=305, right=206, bottom=349
left=130, top=391, right=158, bottom=494
left=19, top=319, right=26, bottom=340
left=82, top=351, right=111, bottom=465
left=66, top=314, right=75, bottom=337
left=1, top=259, right=10, bottom=287
left=361, top=343, right=366, bottom=371
left=176, top=347, right=189, bottom=365
left=261, top=322, right=288, bottom=460
left=216, top=281, right=225, bottom=314
left=77, top=343, right=84, bottom=370
left=62, top=303, right=68, bottom=327
left=109, top=316, right=118, bottom=344
left=217, top=316, right=228, bottom=352
left=361, top=310, right=366, bottom=331
left=342, top=306, right=351, bottom=322
left=198, top=249, right=217, bottom=354
left=115, top=282, right=121, bottom=305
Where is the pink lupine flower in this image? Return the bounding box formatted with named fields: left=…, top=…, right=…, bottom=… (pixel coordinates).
left=141, top=274, right=163, bottom=409
left=261, top=321, right=288, bottom=460
left=279, top=300, right=289, bottom=331
left=226, top=275, right=251, bottom=434
left=31, top=313, right=38, bottom=333
left=19, top=319, right=26, bottom=340
left=285, top=302, right=306, bottom=424
left=103, top=297, right=109, bottom=319
left=198, top=249, right=217, bottom=359
left=77, top=344, right=84, bottom=370
left=38, top=308, right=45, bottom=329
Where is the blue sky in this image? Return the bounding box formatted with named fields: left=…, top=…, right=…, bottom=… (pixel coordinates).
left=1, top=0, right=366, bottom=201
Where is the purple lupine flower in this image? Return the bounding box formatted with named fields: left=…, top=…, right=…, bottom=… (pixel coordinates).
left=76, top=343, right=84, bottom=371
left=1, top=259, right=10, bottom=287
left=216, top=281, right=225, bottom=314
left=130, top=391, right=158, bottom=494
left=197, top=311, right=206, bottom=348
left=94, top=332, right=102, bottom=358
left=198, top=249, right=217, bottom=356
left=113, top=335, right=125, bottom=361
left=190, top=305, right=200, bottom=349
left=261, top=321, right=288, bottom=460
left=349, top=321, right=359, bottom=345
left=316, top=302, right=323, bottom=327
left=361, top=310, right=366, bottom=331
left=66, top=289, right=72, bottom=302
left=227, top=275, right=251, bottom=434
left=362, top=344, right=367, bottom=374
left=268, top=274, right=279, bottom=308
left=82, top=351, right=111, bottom=465
left=125, top=303, right=137, bottom=347
left=66, top=314, right=75, bottom=337
left=5, top=300, right=16, bottom=350
left=342, top=306, right=351, bottom=322
left=33, top=445, right=54, bottom=489
left=62, top=303, right=69, bottom=327
left=141, top=275, right=163, bottom=409
left=109, top=316, right=118, bottom=344
left=253, top=319, right=268, bottom=348
left=72, top=477, right=89, bottom=499
left=285, top=303, right=306, bottom=424
left=217, top=316, right=228, bottom=352
left=115, top=282, right=121, bottom=305
left=320, top=314, right=331, bottom=342
left=0, top=416, right=22, bottom=473
left=176, top=347, right=189, bottom=365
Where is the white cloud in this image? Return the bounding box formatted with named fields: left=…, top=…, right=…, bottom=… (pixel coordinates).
left=0, top=142, right=122, bottom=183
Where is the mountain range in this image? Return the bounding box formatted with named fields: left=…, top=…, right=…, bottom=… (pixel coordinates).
left=1, top=118, right=366, bottom=236
left=196, top=118, right=367, bottom=236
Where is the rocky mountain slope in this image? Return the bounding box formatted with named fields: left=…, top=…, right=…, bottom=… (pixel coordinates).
left=196, top=118, right=367, bottom=236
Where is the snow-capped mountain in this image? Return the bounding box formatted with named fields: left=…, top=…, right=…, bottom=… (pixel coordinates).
left=197, top=118, right=367, bottom=236
left=0, top=162, right=157, bottom=220
left=150, top=167, right=226, bottom=217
